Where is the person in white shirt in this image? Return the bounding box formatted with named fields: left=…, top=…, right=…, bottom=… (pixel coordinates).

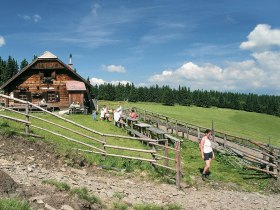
left=100, top=105, right=106, bottom=120
left=200, top=129, right=215, bottom=180
left=116, top=102, right=123, bottom=115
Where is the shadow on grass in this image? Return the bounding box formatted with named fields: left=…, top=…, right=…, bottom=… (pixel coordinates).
left=242, top=174, right=272, bottom=180
left=198, top=167, right=211, bottom=176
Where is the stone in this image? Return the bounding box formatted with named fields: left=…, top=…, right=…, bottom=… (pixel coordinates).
left=70, top=168, right=87, bottom=175
left=29, top=195, right=48, bottom=202
left=45, top=203, right=57, bottom=210
left=243, top=196, right=248, bottom=201
left=60, top=205, right=75, bottom=210
left=0, top=170, right=18, bottom=194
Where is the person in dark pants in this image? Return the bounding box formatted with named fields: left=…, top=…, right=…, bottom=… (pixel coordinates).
left=200, top=129, right=214, bottom=180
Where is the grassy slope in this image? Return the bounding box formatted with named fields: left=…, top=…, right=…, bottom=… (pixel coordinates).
left=108, top=101, right=280, bottom=146
left=0, top=105, right=278, bottom=192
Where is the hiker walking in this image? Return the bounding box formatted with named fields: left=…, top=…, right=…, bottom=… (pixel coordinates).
left=200, top=129, right=214, bottom=180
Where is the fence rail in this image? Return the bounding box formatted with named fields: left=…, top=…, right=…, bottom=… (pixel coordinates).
left=128, top=107, right=279, bottom=178
left=0, top=94, right=182, bottom=188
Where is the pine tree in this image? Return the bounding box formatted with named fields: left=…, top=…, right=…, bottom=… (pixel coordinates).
left=161, top=86, right=175, bottom=106
left=20, top=58, right=28, bottom=70
left=129, top=84, right=138, bottom=102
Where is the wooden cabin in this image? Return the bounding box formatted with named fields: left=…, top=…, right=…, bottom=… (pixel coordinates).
left=0, top=51, right=94, bottom=112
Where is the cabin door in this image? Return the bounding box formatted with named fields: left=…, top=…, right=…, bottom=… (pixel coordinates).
left=68, top=92, right=84, bottom=106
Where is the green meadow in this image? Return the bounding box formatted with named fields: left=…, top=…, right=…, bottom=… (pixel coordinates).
left=0, top=102, right=279, bottom=192
left=100, top=101, right=280, bottom=146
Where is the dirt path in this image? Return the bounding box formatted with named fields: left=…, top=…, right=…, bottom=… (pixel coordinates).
left=0, top=135, right=280, bottom=210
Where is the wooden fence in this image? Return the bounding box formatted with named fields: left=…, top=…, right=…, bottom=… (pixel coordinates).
left=127, top=107, right=280, bottom=178
left=0, top=94, right=182, bottom=188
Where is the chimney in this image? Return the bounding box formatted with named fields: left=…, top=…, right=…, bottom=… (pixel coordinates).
left=68, top=53, right=73, bottom=69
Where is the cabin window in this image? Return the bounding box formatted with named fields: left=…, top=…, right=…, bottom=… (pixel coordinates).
left=46, top=91, right=60, bottom=103
left=44, top=70, right=52, bottom=77
left=14, top=91, right=31, bottom=102
left=42, top=70, right=53, bottom=84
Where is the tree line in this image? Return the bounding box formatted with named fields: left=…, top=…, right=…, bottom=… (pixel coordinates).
left=0, top=56, right=28, bottom=85
left=0, top=55, right=279, bottom=117
left=92, top=83, right=280, bottom=117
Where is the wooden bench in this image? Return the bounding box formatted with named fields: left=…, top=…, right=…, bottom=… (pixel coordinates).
left=115, top=120, right=128, bottom=128
left=126, top=129, right=147, bottom=138
left=69, top=107, right=88, bottom=114
left=165, top=134, right=183, bottom=144
left=170, top=125, right=187, bottom=133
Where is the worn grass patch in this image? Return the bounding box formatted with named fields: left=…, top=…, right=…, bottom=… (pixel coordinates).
left=42, top=179, right=70, bottom=191
left=0, top=198, right=31, bottom=210
left=133, top=203, right=182, bottom=210
left=71, top=187, right=102, bottom=205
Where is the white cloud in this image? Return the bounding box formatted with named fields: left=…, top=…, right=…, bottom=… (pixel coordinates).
left=240, top=24, right=280, bottom=51
left=33, top=14, right=42, bottom=22
left=149, top=62, right=223, bottom=86
left=148, top=50, right=280, bottom=93
left=90, top=77, right=106, bottom=86
left=18, top=14, right=42, bottom=22
left=90, top=77, right=131, bottom=86
left=110, top=80, right=131, bottom=85
left=0, top=36, right=5, bottom=47
left=101, top=64, right=126, bottom=73
left=147, top=24, right=280, bottom=94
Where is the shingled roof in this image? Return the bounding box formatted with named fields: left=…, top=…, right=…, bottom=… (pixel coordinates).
left=0, top=51, right=92, bottom=90
left=66, top=81, right=86, bottom=91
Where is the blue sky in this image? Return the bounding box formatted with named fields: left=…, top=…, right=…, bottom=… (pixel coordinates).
left=1, top=0, right=280, bottom=94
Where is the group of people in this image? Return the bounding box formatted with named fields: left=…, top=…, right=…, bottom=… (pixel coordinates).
left=99, top=102, right=123, bottom=122
left=98, top=103, right=138, bottom=124
left=69, top=101, right=80, bottom=109
left=100, top=105, right=110, bottom=121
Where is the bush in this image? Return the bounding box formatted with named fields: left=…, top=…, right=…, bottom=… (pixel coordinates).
left=71, top=187, right=102, bottom=205
left=0, top=198, right=30, bottom=210
left=42, top=179, right=70, bottom=191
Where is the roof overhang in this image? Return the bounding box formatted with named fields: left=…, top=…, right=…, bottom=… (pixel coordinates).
left=66, top=81, right=86, bottom=91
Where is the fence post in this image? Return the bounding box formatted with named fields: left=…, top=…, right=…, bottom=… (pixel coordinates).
left=25, top=103, right=30, bottom=134
left=175, top=120, right=178, bottom=136
left=224, top=134, right=227, bottom=147
left=175, top=141, right=181, bottom=189
left=157, top=114, right=160, bottom=128
left=186, top=125, right=189, bottom=139
left=165, top=139, right=169, bottom=166
left=102, top=135, right=106, bottom=160
left=212, top=120, right=215, bottom=142
left=165, top=117, right=169, bottom=132
left=197, top=127, right=200, bottom=141
left=144, top=110, right=146, bottom=122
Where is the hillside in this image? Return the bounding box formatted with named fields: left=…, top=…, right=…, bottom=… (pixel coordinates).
left=101, top=101, right=280, bottom=146
left=1, top=135, right=280, bottom=210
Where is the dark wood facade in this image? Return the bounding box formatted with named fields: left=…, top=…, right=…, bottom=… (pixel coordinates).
left=0, top=51, right=93, bottom=111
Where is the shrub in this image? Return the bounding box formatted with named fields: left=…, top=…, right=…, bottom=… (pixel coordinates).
left=0, top=198, right=30, bottom=210
left=42, top=179, right=70, bottom=191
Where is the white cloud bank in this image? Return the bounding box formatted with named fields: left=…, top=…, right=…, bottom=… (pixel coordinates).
left=240, top=24, right=280, bottom=51
left=101, top=64, right=126, bottom=73
left=0, top=36, right=5, bottom=47
left=149, top=24, right=280, bottom=94
left=90, top=77, right=131, bottom=86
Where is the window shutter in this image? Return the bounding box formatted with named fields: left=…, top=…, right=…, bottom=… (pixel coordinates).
left=42, top=92, right=48, bottom=102
left=26, top=92, right=32, bottom=102
left=51, top=71, right=56, bottom=79
left=39, top=71, right=44, bottom=79
left=13, top=92, right=19, bottom=99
